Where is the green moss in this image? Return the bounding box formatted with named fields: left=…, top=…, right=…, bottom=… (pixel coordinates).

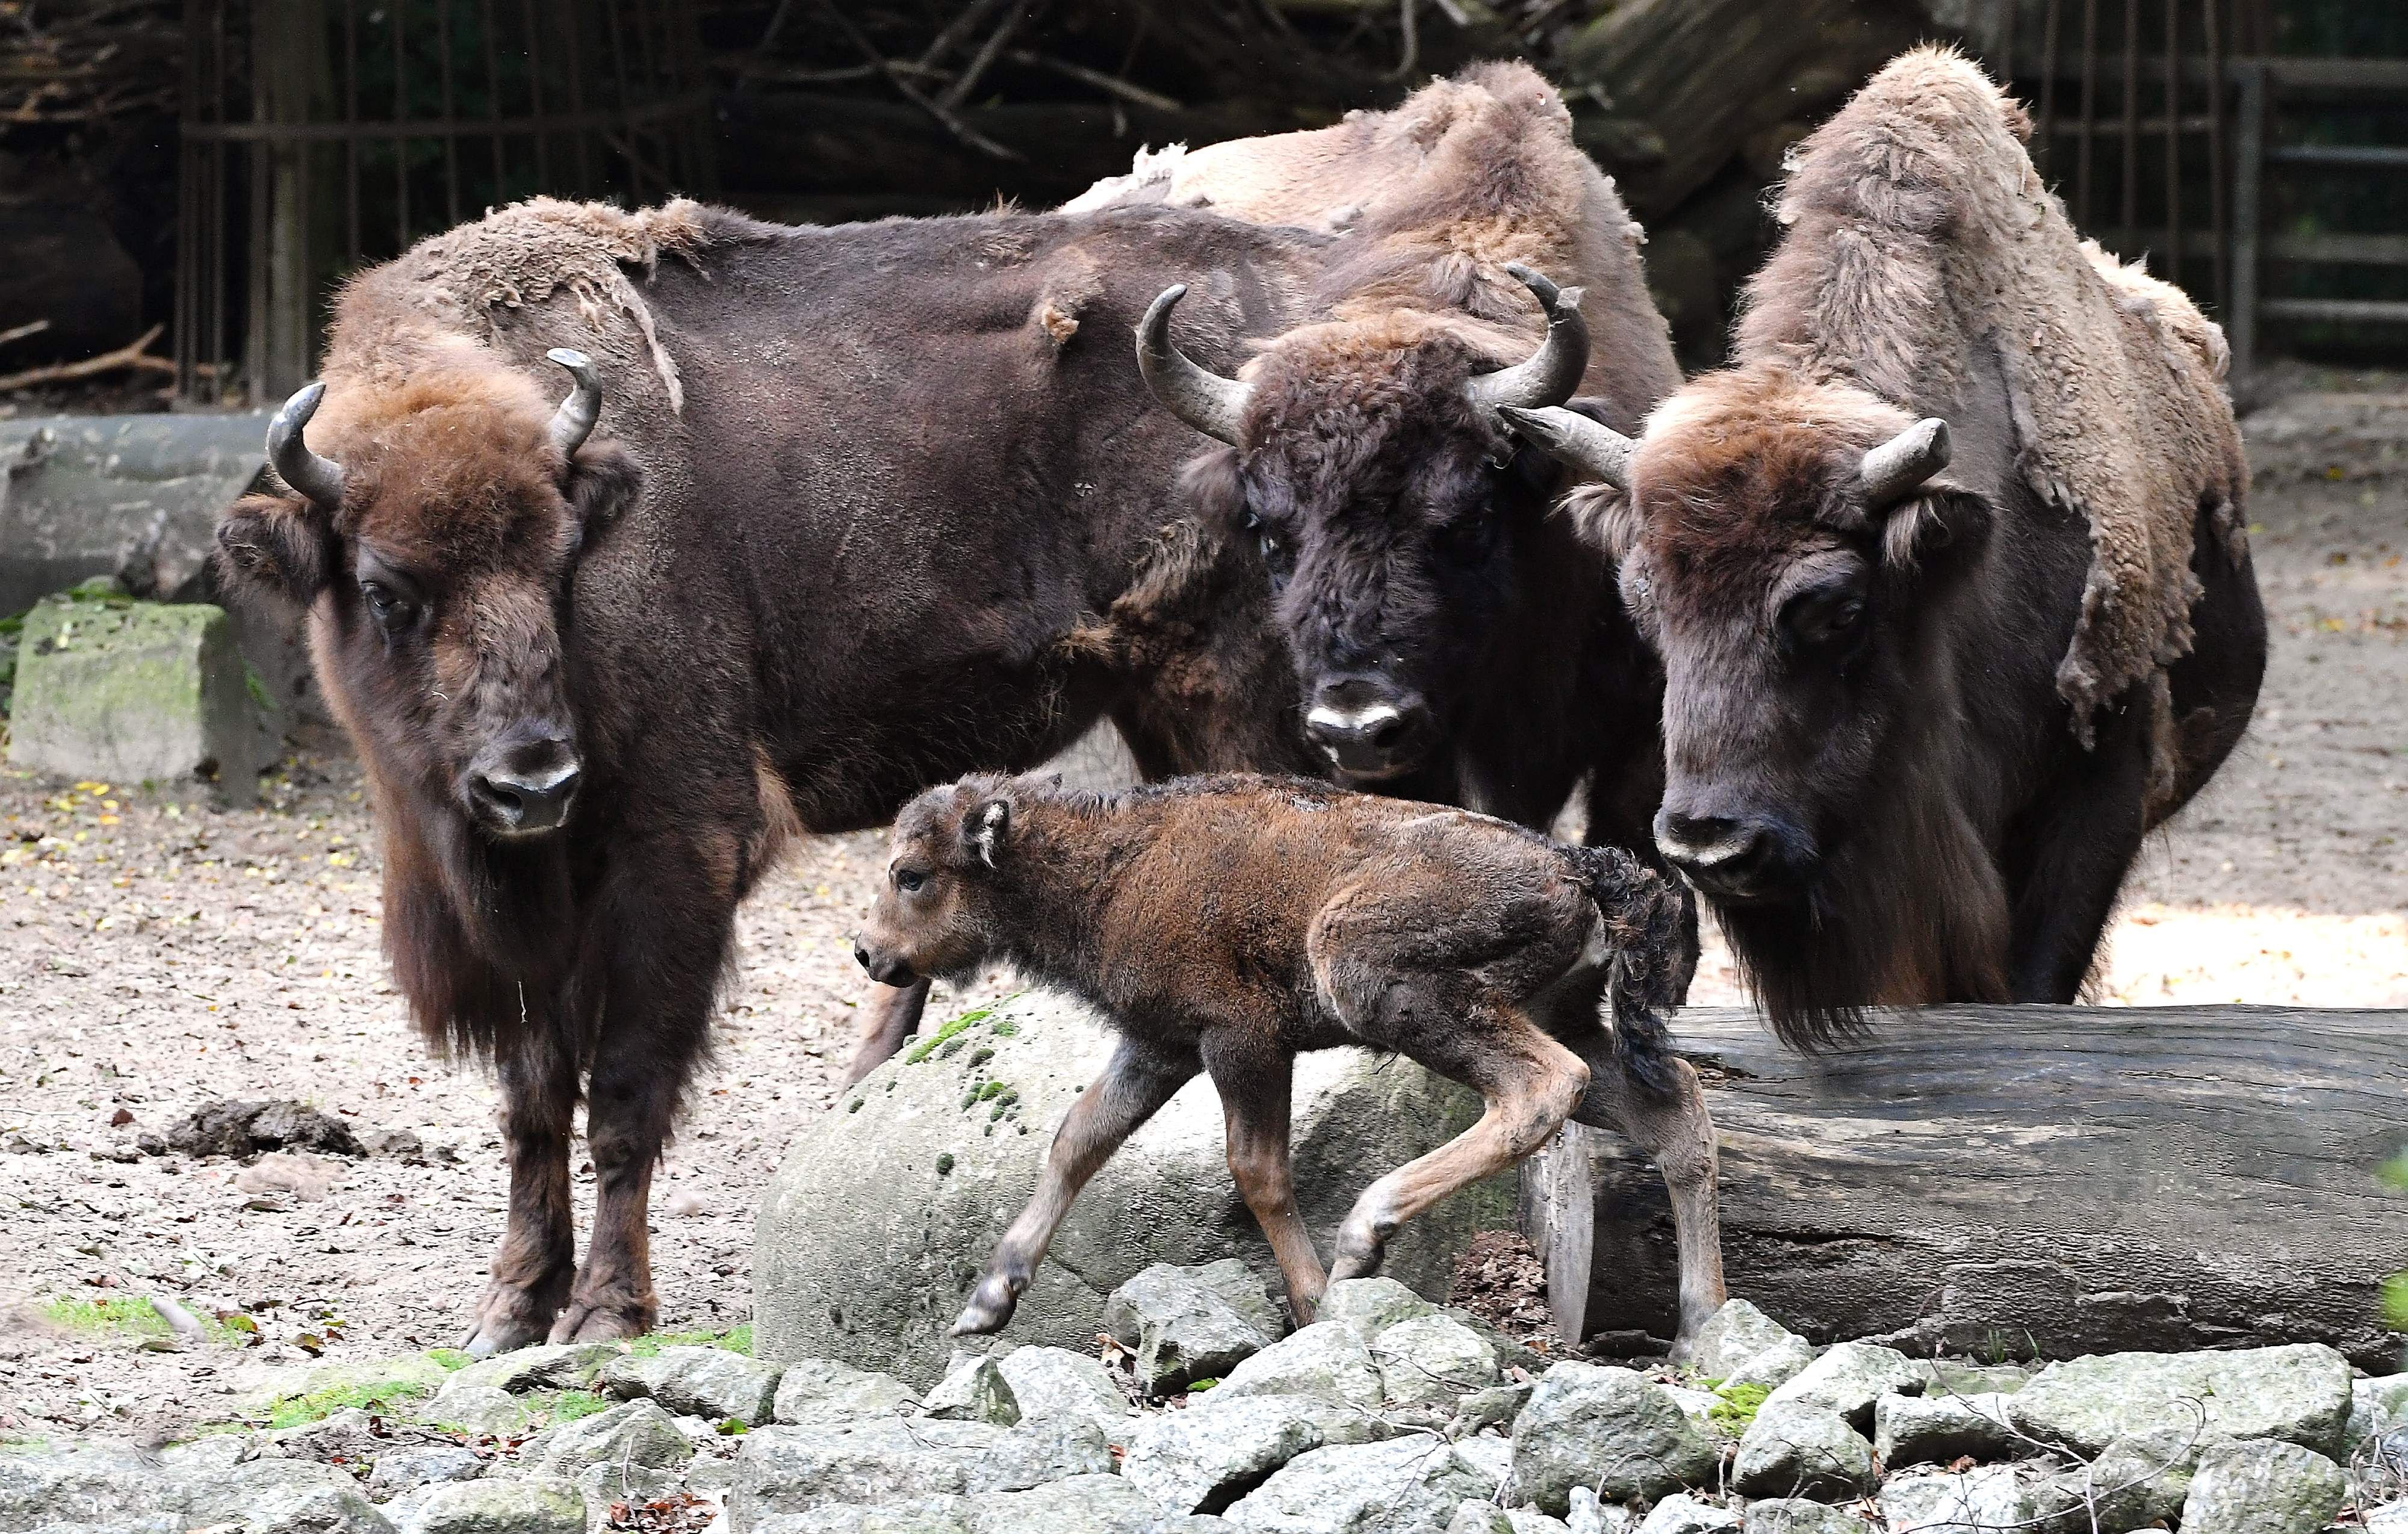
left=545, top=1389, right=612, bottom=1423
left=2386, top=1273, right=2408, bottom=1331
left=427, top=1347, right=473, bottom=1372
left=966, top=1047, right=994, bottom=1068
left=990, top=1021, right=1019, bottom=1038
left=264, top=1377, right=434, bottom=1429
left=1708, top=1381, right=1772, bottom=1431
left=975, top=1081, right=1007, bottom=1102
left=905, top=1006, right=996, bottom=1065
left=37, top=1294, right=246, bottom=1345
left=935, top=1152, right=955, bottom=1175
left=627, top=1323, right=754, bottom=1358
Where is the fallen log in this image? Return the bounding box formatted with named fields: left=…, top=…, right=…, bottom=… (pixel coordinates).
left=1522, top=1005, right=2408, bottom=1369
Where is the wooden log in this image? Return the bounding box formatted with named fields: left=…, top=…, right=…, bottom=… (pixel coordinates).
left=1575, top=1006, right=2408, bottom=1369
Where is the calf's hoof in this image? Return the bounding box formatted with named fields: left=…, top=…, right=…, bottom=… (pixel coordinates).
left=950, top=1273, right=1024, bottom=1337
left=548, top=1291, right=655, bottom=1346
left=461, top=1273, right=570, bottom=1357
left=1328, top=1219, right=1393, bottom=1283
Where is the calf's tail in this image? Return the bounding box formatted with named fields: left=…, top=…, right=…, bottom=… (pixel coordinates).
left=1559, top=843, right=1699, bottom=1098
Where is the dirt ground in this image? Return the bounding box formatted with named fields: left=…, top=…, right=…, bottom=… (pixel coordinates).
left=1, top=374, right=2400, bottom=1443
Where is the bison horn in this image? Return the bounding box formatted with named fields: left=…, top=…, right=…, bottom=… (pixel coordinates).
left=1463, top=263, right=1590, bottom=418
left=1496, top=405, right=1636, bottom=492
left=266, top=382, right=347, bottom=510
left=1136, top=285, right=1251, bottom=447
left=1860, top=417, right=1953, bottom=507
left=545, top=347, right=603, bottom=460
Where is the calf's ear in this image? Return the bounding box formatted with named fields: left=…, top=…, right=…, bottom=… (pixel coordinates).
left=963, top=798, right=1011, bottom=869
left=1880, top=482, right=1992, bottom=577
left=216, top=492, right=335, bottom=609
left=1176, top=445, right=1247, bottom=534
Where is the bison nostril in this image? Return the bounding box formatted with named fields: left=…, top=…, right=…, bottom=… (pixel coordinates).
left=853, top=944, right=872, bottom=973
left=1364, top=714, right=1409, bottom=752
left=467, top=755, right=580, bottom=835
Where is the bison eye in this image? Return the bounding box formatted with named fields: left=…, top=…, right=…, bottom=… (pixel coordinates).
left=893, top=868, right=926, bottom=894
left=1438, top=513, right=1498, bottom=566
left=359, top=580, right=418, bottom=635
left=1781, top=584, right=1869, bottom=655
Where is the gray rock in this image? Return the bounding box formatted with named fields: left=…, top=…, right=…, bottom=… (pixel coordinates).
left=1225, top=1436, right=1504, bottom=1533
left=754, top=1501, right=973, bottom=1534
left=1738, top=1502, right=1873, bottom=1534
left=2071, top=1425, right=2214, bottom=1530
left=727, top=1420, right=1005, bottom=1527
left=1453, top=1382, right=1533, bottom=1436
left=23, top=1521, right=181, bottom=1534
left=181, top=1459, right=398, bottom=1534
left=438, top=1344, right=618, bottom=1397
left=1872, top=1391, right=2021, bottom=1468
left=1370, top=1314, right=1498, bottom=1408
left=0, top=1437, right=175, bottom=1529
left=771, top=1358, right=920, bottom=1427
left=2006, top=1344, right=2354, bottom=1457
left=1876, top=1464, right=2083, bottom=1534
left=419, top=1386, right=530, bottom=1438
left=1123, top=1393, right=1390, bottom=1515
left=1563, top=1488, right=1634, bottom=1534
left=975, top=1473, right=1165, bottom=1533
left=2177, top=1439, right=2347, bottom=1534
left=599, top=1346, right=784, bottom=1426
left=1689, top=1301, right=1812, bottom=1392
left=1730, top=1397, right=1874, bottom=1501
left=158, top=1437, right=255, bottom=1476
left=922, top=1353, right=1020, bottom=1426
left=1928, top=1361, right=2030, bottom=1397
left=2368, top=1504, right=2408, bottom=1534
left=1215, top=1322, right=1385, bottom=1409
left=1507, top=1362, right=1720, bottom=1514
left=383, top=1479, right=582, bottom=1534
left=754, top=997, right=1509, bottom=1388
left=1317, top=1278, right=1440, bottom=1341
left=1105, top=1261, right=1284, bottom=1395
left=1759, top=1342, right=1928, bottom=1433
left=365, top=1448, right=485, bottom=1502
left=522, top=1399, right=694, bottom=1480
left=993, top=1348, right=1134, bottom=1429
left=2348, top=1373, right=2408, bottom=1459
left=1634, top=1494, right=1742, bottom=1534
left=7, top=596, right=268, bottom=795
left=1443, top=1505, right=1572, bottom=1534
left=965, top=1415, right=1117, bottom=1493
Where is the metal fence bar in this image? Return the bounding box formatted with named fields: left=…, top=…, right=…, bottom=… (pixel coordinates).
left=2269, top=144, right=2408, bottom=169
left=2165, top=0, right=2182, bottom=288
left=2205, top=0, right=2228, bottom=314
left=2121, top=0, right=2138, bottom=256
left=2261, top=298, right=2408, bottom=324
left=439, top=0, right=461, bottom=228
left=2076, top=0, right=2099, bottom=225
left=2230, top=58, right=2266, bottom=379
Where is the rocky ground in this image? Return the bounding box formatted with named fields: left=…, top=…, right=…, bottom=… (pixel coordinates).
left=4, top=1270, right=2403, bottom=1533
left=0, top=372, right=2402, bottom=1455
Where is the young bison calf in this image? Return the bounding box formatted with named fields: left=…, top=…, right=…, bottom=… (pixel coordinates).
left=852, top=772, right=1727, bottom=1348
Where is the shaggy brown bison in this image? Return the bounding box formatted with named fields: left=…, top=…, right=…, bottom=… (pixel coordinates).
left=1504, top=49, right=2266, bottom=1040
left=852, top=773, right=1724, bottom=1346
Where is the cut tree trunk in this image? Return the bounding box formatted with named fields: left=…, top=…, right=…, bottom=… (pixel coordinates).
left=1522, top=1005, right=2408, bottom=1369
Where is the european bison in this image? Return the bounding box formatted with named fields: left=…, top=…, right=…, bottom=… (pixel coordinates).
left=210, top=157, right=1652, bottom=1350
left=852, top=773, right=1725, bottom=1344
left=1504, top=49, right=2266, bottom=1039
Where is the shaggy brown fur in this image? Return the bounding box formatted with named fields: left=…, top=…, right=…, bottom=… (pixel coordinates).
left=855, top=773, right=1726, bottom=1349
left=1548, top=48, right=2264, bottom=1039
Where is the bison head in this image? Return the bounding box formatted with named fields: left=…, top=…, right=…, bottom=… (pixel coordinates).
left=854, top=773, right=1024, bottom=988
left=215, top=351, right=641, bottom=842
left=1138, top=265, right=1588, bottom=784
left=1504, top=368, right=1991, bottom=908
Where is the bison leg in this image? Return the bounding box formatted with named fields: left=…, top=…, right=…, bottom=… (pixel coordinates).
left=2004, top=717, right=2150, bottom=1001
left=1327, top=994, right=1591, bottom=1284
left=1569, top=1042, right=1726, bottom=1358
left=953, top=1034, right=1198, bottom=1337
left=464, top=1028, right=580, bottom=1356
left=839, top=976, right=931, bottom=1089
left=1202, top=1040, right=1326, bottom=1323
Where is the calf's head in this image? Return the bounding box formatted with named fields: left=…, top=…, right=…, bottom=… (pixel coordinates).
left=1140, top=265, right=1586, bottom=784
left=1504, top=368, right=1991, bottom=905
left=854, top=775, right=1023, bottom=987
left=215, top=350, right=640, bottom=840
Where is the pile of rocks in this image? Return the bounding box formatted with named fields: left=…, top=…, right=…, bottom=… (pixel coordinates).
left=7, top=1268, right=2404, bottom=1534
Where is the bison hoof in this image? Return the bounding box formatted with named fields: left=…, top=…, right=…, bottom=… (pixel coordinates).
left=461, top=1279, right=568, bottom=1357
left=1329, top=1223, right=1391, bottom=1283
left=548, top=1293, right=654, bottom=1346
left=950, top=1274, right=1023, bottom=1337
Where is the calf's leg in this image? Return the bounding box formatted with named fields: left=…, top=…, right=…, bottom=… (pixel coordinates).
left=463, top=1021, right=580, bottom=1355
left=1202, top=1040, right=1327, bottom=1322
left=1328, top=994, right=1591, bottom=1283
left=840, top=976, right=931, bottom=1089
left=954, top=1034, right=1200, bottom=1336
left=1569, top=1041, right=1726, bottom=1356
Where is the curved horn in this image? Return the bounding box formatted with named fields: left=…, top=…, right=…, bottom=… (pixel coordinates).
left=1464, top=262, right=1590, bottom=417
left=1497, top=404, right=1636, bottom=492
left=1135, top=285, right=1250, bottom=447
left=545, top=347, right=603, bottom=460
left=1859, top=417, right=1953, bottom=507
left=265, top=382, right=346, bottom=510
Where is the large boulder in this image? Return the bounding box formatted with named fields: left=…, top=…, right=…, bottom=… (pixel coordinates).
left=2006, top=1344, right=2354, bottom=1457
left=7, top=591, right=268, bottom=794
left=1506, top=1362, right=1719, bottom=1514
left=754, top=995, right=1512, bottom=1387
left=0, top=1439, right=175, bottom=1530
left=2177, top=1440, right=2347, bottom=1534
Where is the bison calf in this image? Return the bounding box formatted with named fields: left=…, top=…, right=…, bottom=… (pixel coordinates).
left=852, top=772, right=1726, bottom=1348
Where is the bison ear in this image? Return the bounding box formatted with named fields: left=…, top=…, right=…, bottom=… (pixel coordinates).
left=1879, top=481, right=1993, bottom=575
left=1176, top=445, right=1248, bottom=536
left=962, top=798, right=1011, bottom=869
left=563, top=440, right=642, bottom=543
left=216, top=492, right=335, bottom=609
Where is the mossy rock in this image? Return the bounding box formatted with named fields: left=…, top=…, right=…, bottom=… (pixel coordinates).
left=6, top=590, right=266, bottom=795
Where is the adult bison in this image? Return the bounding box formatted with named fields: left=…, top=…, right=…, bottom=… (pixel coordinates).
left=1505, top=48, right=2265, bottom=1040
left=211, top=75, right=1683, bottom=1350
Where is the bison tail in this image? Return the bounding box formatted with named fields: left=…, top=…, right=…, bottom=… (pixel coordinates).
left=1560, top=843, right=1697, bottom=1099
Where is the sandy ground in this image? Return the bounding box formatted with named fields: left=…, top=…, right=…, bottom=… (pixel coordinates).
left=1, top=377, right=2400, bottom=1442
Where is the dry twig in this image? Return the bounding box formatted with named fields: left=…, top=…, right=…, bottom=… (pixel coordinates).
left=0, top=324, right=169, bottom=392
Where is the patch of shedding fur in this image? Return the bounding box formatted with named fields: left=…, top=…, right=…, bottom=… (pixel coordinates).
left=1737, top=45, right=2245, bottom=809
